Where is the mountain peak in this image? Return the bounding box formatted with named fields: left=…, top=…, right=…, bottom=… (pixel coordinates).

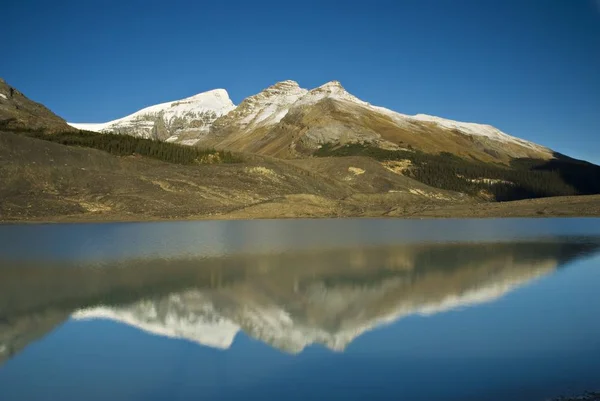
left=313, top=80, right=347, bottom=95
left=172, top=88, right=235, bottom=112
left=185, top=88, right=231, bottom=102
left=295, top=80, right=367, bottom=107
left=318, top=80, right=344, bottom=90
left=260, top=80, right=306, bottom=98
left=212, top=81, right=308, bottom=133
left=271, top=80, right=301, bottom=89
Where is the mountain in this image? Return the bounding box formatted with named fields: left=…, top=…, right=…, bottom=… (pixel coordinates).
left=69, top=89, right=235, bottom=142
left=0, top=78, right=75, bottom=133
left=207, top=80, right=552, bottom=163
left=70, top=80, right=551, bottom=163
left=2, top=77, right=599, bottom=221
left=207, top=80, right=308, bottom=149
left=74, top=79, right=600, bottom=202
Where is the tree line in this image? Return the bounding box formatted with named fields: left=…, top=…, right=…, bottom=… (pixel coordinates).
left=24, top=130, right=242, bottom=165
left=314, top=143, right=600, bottom=201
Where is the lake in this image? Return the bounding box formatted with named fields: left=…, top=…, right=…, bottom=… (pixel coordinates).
left=1, top=218, right=599, bottom=401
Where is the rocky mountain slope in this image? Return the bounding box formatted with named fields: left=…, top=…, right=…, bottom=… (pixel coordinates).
left=0, top=79, right=75, bottom=133
left=70, top=80, right=552, bottom=163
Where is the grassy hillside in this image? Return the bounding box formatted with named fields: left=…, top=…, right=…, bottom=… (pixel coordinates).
left=0, top=131, right=357, bottom=221
left=315, top=143, right=600, bottom=201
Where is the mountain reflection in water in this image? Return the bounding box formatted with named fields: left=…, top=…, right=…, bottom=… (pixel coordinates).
left=1, top=238, right=600, bottom=362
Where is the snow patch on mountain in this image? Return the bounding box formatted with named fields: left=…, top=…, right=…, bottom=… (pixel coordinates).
left=68, top=89, right=235, bottom=140
left=212, top=80, right=307, bottom=135
left=293, top=81, right=368, bottom=107
left=368, top=105, right=545, bottom=151
left=409, top=113, right=544, bottom=150
left=239, top=80, right=308, bottom=127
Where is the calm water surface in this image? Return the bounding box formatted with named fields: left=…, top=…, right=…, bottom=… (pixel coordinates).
left=0, top=218, right=599, bottom=401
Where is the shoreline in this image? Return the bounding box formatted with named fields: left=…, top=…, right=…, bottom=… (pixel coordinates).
left=2, top=194, right=600, bottom=225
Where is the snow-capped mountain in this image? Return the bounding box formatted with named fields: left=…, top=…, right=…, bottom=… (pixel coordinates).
left=294, top=80, right=369, bottom=107
left=206, top=80, right=550, bottom=160
left=68, top=80, right=551, bottom=162
left=69, top=89, right=234, bottom=143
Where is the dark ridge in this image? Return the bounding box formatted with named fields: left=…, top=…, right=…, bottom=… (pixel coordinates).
left=3, top=127, right=243, bottom=165
left=511, top=152, right=600, bottom=196
left=314, top=143, right=600, bottom=201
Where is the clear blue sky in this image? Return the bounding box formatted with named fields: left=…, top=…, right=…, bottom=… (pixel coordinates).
left=2, top=0, right=599, bottom=163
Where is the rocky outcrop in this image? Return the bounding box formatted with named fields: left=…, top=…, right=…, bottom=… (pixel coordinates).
left=0, top=78, right=76, bottom=133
